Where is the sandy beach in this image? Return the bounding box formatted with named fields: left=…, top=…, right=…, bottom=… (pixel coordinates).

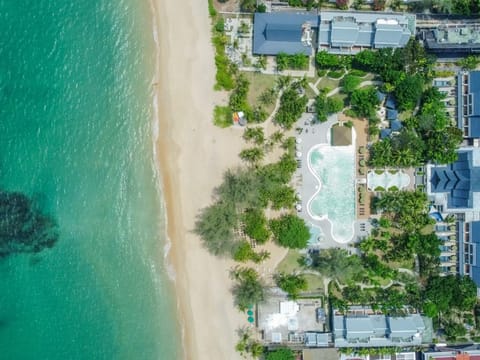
left=151, top=0, right=246, bottom=359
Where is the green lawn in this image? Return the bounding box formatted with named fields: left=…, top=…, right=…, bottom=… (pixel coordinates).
left=317, top=77, right=340, bottom=92
left=276, top=249, right=303, bottom=273
left=304, top=84, right=317, bottom=99
left=303, top=273, right=324, bottom=292
left=331, top=93, right=347, bottom=105
left=242, top=71, right=278, bottom=115
left=398, top=110, right=413, bottom=121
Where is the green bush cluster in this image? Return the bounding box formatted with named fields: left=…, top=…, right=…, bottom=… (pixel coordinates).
left=276, top=52, right=309, bottom=71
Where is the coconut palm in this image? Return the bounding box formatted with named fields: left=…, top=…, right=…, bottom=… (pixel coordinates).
left=258, top=87, right=277, bottom=106
left=239, top=147, right=265, bottom=165
left=275, top=75, right=292, bottom=91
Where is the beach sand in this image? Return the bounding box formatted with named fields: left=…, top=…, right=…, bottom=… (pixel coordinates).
left=151, top=0, right=246, bottom=359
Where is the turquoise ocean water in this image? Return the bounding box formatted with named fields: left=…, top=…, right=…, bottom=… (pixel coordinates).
left=0, top=1, right=180, bottom=359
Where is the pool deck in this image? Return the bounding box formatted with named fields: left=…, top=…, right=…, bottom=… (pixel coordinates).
left=294, top=113, right=372, bottom=249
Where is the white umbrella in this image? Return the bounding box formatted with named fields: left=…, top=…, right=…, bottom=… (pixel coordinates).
left=296, top=138, right=302, bottom=144
left=296, top=151, right=302, bottom=158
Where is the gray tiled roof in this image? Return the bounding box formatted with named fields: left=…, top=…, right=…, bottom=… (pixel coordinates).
left=253, top=11, right=413, bottom=55
left=374, top=23, right=404, bottom=47
left=253, top=12, right=318, bottom=55
left=333, top=313, right=426, bottom=348
left=331, top=19, right=359, bottom=46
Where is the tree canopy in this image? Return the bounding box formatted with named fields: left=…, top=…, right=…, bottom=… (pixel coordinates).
left=310, top=248, right=364, bottom=283
left=243, top=208, right=270, bottom=244
left=274, top=272, right=308, bottom=299
left=350, top=87, right=379, bottom=118
left=316, top=50, right=341, bottom=69
left=315, top=93, right=343, bottom=122
left=394, top=75, right=423, bottom=111
left=341, top=74, right=362, bottom=94
left=424, top=275, right=477, bottom=316
left=0, top=191, right=59, bottom=258
left=230, top=267, right=267, bottom=310
left=274, top=87, right=308, bottom=129
left=269, top=214, right=310, bottom=249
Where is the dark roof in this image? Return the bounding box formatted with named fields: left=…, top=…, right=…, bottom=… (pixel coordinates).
left=471, top=221, right=480, bottom=286
left=253, top=12, right=318, bottom=55
left=471, top=71, right=480, bottom=115
left=385, top=96, right=396, bottom=109
left=470, top=116, right=480, bottom=138
left=387, top=109, right=398, bottom=120
left=380, top=128, right=392, bottom=139
left=430, top=150, right=480, bottom=208
left=390, top=119, right=402, bottom=131
left=377, top=91, right=386, bottom=102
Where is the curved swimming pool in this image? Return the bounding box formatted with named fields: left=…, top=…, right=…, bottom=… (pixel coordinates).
left=307, top=144, right=355, bottom=243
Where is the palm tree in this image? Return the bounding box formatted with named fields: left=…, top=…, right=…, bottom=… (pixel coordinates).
left=243, top=127, right=265, bottom=145
left=258, top=87, right=277, bottom=106
left=270, top=130, right=284, bottom=144
left=239, top=147, right=265, bottom=165
left=275, top=75, right=292, bottom=91
left=255, top=55, right=267, bottom=71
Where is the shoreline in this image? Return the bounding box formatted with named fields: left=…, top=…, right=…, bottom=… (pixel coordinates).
left=150, top=0, right=245, bottom=359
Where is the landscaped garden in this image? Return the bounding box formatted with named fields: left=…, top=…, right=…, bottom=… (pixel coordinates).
left=205, top=2, right=477, bottom=352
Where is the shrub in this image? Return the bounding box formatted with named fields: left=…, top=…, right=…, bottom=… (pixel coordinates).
left=277, top=52, right=309, bottom=71
left=213, top=105, right=232, bottom=128
left=388, top=186, right=399, bottom=191
left=341, top=74, right=362, bottom=93
left=328, top=70, right=344, bottom=79
left=215, top=18, right=225, bottom=33
left=266, top=348, right=295, bottom=360
left=374, top=186, right=385, bottom=191
left=317, top=69, right=327, bottom=77
left=208, top=0, right=217, bottom=17
left=349, top=69, right=367, bottom=77
left=233, top=241, right=256, bottom=262
left=257, top=3, right=267, bottom=12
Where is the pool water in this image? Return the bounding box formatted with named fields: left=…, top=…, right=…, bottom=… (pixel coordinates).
left=307, top=225, right=324, bottom=246
left=367, top=170, right=410, bottom=191
left=307, top=145, right=355, bottom=243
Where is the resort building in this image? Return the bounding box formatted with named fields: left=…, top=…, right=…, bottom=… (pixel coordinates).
left=426, top=148, right=480, bottom=290
left=457, top=71, right=480, bottom=142
left=423, top=345, right=480, bottom=360
left=418, top=23, right=480, bottom=56
left=257, top=296, right=331, bottom=347
left=332, top=307, right=431, bottom=348
left=253, top=11, right=415, bottom=56
left=253, top=12, right=318, bottom=55
left=340, top=352, right=417, bottom=360
left=317, top=11, right=414, bottom=55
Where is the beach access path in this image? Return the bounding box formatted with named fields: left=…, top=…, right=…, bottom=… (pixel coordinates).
left=152, top=0, right=246, bottom=359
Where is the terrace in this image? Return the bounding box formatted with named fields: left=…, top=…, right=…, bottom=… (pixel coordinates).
left=257, top=295, right=330, bottom=347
